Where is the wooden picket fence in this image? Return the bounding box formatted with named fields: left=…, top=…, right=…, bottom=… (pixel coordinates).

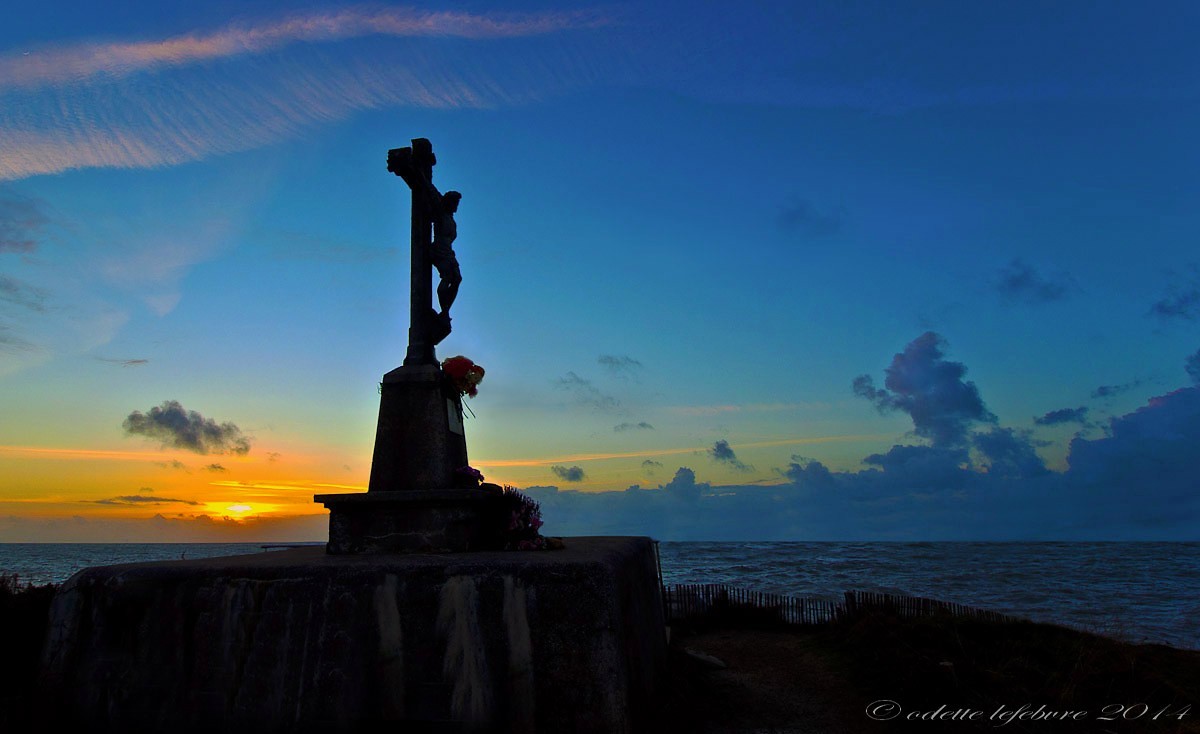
left=662, top=583, right=1021, bottom=628
left=840, top=589, right=1017, bottom=623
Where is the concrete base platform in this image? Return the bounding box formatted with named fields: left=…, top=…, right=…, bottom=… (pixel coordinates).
left=39, top=537, right=667, bottom=734
left=316, top=489, right=501, bottom=554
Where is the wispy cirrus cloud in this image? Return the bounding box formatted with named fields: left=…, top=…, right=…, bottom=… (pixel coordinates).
left=95, top=357, right=149, bottom=368
left=777, top=197, right=844, bottom=237
left=0, top=324, right=38, bottom=354
left=995, top=259, right=1073, bottom=304
left=0, top=7, right=615, bottom=181
left=0, top=7, right=610, bottom=89
left=0, top=191, right=49, bottom=253
left=598, top=354, right=642, bottom=377
left=556, top=371, right=621, bottom=412
left=0, top=275, right=48, bottom=312
left=665, top=402, right=814, bottom=417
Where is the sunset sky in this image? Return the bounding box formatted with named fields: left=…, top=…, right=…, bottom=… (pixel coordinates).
left=2, top=1, right=1198, bottom=541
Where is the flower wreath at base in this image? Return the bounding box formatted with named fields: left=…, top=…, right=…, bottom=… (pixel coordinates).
left=455, top=465, right=564, bottom=551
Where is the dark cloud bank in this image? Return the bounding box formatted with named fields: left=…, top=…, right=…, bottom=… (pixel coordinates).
left=523, top=333, right=1200, bottom=540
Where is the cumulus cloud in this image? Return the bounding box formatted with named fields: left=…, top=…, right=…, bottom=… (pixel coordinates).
left=0, top=192, right=48, bottom=253
left=709, top=439, right=753, bottom=472
left=995, top=259, right=1072, bottom=303
left=1034, top=407, right=1089, bottom=426
left=860, top=444, right=971, bottom=491
left=0, top=275, right=47, bottom=312
left=523, top=391, right=1200, bottom=539
left=204, top=463, right=227, bottom=472
left=777, top=197, right=844, bottom=237
left=852, top=332, right=995, bottom=448
left=1061, top=386, right=1200, bottom=529
left=661, top=467, right=707, bottom=503
left=550, top=465, right=585, bottom=482
left=513, top=339, right=1200, bottom=540
left=614, top=421, right=653, bottom=432
left=123, top=400, right=251, bottom=455
left=556, top=372, right=620, bottom=411
left=972, top=427, right=1049, bottom=479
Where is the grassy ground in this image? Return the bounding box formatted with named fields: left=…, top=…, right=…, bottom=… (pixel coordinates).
left=0, top=575, right=56, bottom=731
left=661, top=609, right=1200, bottom=733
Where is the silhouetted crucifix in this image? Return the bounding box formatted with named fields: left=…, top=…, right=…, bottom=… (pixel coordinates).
left=386, top=138, right=463, bottom=366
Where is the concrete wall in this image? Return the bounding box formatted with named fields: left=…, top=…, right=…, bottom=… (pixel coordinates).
left=39, top=537, right=667, bottom=733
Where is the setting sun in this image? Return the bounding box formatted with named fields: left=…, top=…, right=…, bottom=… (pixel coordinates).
left=226, top=504, right=253, bottom=515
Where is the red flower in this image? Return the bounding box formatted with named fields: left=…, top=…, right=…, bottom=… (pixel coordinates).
left=442, top=356, right=485, bottom=398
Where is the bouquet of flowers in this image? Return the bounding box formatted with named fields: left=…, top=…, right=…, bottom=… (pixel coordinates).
left=442, top=355, right=485, bottom=398
left=497, top=486, right=547, bottom=551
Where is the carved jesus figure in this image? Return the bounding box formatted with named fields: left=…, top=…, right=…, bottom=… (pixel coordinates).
left=429, top=190, right=462, bottom=317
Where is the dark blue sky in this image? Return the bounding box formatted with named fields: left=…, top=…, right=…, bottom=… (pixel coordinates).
left=1, top=1, right=1198, bottom=540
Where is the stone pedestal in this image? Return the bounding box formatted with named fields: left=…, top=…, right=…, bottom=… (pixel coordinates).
left=316, top=488, right=500, bottom=554
left=367, top=364, right=467, bottom=492
left=317, top=364, right=485, bottom=553
left=39, top=538, right=668, bottom=734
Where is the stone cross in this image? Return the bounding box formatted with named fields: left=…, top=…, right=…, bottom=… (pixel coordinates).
left=386, top=138, right=453, bottom=366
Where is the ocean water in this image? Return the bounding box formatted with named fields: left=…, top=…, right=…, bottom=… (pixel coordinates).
left=0, top=543, right=291, bottom=586
left=657, top=541, right=1200, bottom=650
left=2, top=541, right=1197, bottom=650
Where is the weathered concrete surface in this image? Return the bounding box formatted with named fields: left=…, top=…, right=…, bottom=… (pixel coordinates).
left=39, top=537, right=667, bottom=734
left=368, top=364, right=469, bottom=493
